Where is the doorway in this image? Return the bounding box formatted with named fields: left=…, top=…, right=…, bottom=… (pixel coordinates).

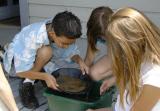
left=0, top=0, right=20, bottom=26
left=0, top=0, right=20, bottom=46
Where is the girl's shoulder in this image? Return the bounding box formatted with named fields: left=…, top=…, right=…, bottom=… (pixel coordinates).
left=141, top=63, right=160, bottom=88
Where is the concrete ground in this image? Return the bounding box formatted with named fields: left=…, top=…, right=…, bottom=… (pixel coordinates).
left=0, top=24, right=20, bottom=46
left=0, top=17, right=21, bottom=46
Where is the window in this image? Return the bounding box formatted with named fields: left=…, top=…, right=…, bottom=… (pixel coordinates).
left=13, top=0, right=19, bottom=5
left=0, top=0, right=7, bottom=7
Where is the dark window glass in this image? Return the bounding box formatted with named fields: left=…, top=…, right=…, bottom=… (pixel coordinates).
left=0, top=0, right=8, bottom=7
left=13, top=0, right=19, bottom=5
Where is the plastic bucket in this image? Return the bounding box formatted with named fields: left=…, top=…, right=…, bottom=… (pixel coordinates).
left=44, top=68, right=115, bottom=111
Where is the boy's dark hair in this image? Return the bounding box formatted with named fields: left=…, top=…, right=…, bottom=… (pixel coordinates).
left=87, top=6, right=113, bottom=52
left=52, top=11, right=82, bottom=39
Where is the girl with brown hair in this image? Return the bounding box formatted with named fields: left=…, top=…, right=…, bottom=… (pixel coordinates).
left=85, top=6, right=115, bottom=95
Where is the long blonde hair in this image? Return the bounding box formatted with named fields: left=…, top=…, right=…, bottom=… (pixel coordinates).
left=107, top=7, right=160, bottom=106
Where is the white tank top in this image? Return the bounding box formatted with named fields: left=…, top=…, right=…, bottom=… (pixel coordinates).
left=115, top=63, right=160, bottom=111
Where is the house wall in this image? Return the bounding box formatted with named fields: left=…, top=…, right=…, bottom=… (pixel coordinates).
left=25, top=0, right=160, bottom=58
left=27, top=0, right=160, bottom=37
left=19, top=0, right=29, bottom=27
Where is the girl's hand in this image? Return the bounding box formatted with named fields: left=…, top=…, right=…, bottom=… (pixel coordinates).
left=44, top=74, right=59, bottom=90
left=100, top=76, right=116, bottom=95
left=79, top=60, right=89, bottom=75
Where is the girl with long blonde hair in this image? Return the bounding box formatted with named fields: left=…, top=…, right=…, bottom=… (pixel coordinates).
left=87, top=7, right=160, bottom=111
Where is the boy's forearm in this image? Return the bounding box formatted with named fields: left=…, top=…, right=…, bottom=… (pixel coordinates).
left=71, top=54, right=82, bottom=64
left=17, top=71, right=47, bottom=81
left=17, top=70, right=59, bottom=90
left=72, top=55, right=89, bottom=74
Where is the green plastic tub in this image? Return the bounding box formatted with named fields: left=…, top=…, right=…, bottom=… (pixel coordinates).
left=44, top=81, right=115, bottom=111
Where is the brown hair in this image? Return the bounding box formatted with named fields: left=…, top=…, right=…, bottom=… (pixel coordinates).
left=107, top=7, right=160, bottom=107
left=87, top=6, right=113, bottom=52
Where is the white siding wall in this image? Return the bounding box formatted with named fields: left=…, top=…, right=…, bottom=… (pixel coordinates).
left=27, top=0, right=160, bottom=58
left=28, top=0, right=160, bottom=36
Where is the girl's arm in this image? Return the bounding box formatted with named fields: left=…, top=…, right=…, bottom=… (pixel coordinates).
left=0, top=64, right=18, bottom=111
left=131, top=85, right=160, bottom=111
left=84, top=45, right=96, bottom=67
left=100, top=76, right=116, bottom=95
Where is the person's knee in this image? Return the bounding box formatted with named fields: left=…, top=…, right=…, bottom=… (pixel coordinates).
left=37, top=46, right=52, bottom=60
left=90, top=66, right=112, bottom=81
left=32, top=46, right=52, bottom=71
left=89, top=67, right=100, bottom=81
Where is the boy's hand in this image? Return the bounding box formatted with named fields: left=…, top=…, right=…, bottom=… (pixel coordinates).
left=100, top=76, right=116, bottom=95
left=71, top=55, right=89, bottom=74
left=44, top=74, right=59, bottom=90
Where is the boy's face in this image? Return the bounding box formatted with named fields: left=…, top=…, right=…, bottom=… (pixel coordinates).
left=49, top=32, right=76, bottom=48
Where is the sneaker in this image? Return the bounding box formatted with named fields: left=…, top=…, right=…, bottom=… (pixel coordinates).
left=19, top=81, right=39, bottom=109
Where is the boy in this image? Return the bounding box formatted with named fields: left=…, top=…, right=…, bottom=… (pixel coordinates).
left=3, top=11, right=88, bottom=109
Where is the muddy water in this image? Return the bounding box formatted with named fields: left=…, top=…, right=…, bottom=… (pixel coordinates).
left=57, top=75, right=86, bottom=93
